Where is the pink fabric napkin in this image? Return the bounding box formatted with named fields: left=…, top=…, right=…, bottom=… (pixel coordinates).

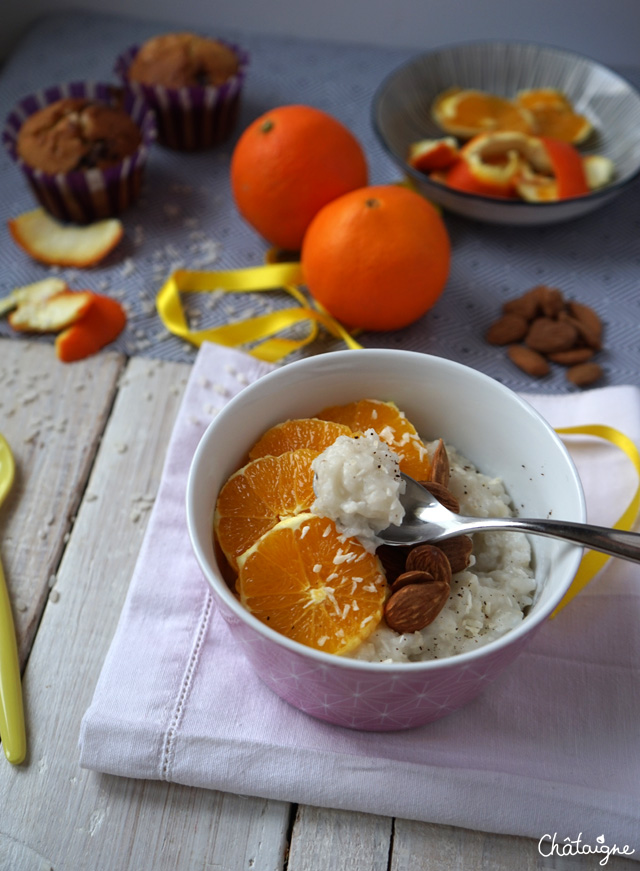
left=79, top=342, right=640, bottom=855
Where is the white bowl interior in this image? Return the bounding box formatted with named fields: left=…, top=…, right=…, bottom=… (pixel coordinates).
left=372, top=41, right=640, bottom=224
left=187, top=350, right=585, bottom=662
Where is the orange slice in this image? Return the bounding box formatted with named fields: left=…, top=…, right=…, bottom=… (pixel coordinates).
left=432, top=88, right=534, bottom=138
left=8, top=208, right=123, bottom=267
left=317, top=398, right=431, bottom=480
left=0, top=277, right=67, bottom=317
left=237, top=513, right=387, bottom=654
left=516, top=89, right=592, bottom=144
left=214, top=449, right=318, bottom=569
left=249, top=418, right=353, bottom=460
left=8, top=289, right=93, bottom=333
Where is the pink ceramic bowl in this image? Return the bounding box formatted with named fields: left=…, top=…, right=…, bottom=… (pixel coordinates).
left=186, top=349, right=585, bottom=730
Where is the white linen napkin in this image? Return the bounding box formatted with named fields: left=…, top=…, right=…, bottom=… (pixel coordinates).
left=79, top=342, right=640, bottom=856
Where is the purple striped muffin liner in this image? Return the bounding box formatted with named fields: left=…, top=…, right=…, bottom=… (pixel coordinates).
left=3, top=81, right=157, bottom=224
left=115, top=41, right=249, bottom=151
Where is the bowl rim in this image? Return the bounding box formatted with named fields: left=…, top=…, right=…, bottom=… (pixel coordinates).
left=371, top=37, right=640, bottom=210
left=186, top=349, right=586, bottom=673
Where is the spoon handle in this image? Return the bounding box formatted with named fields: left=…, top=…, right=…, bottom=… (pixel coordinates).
left=454, top=516, right=640, bottom=563
left=0, top=557, right=26, bottom=764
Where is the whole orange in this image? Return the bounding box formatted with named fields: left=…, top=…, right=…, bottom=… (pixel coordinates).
left=301, top=185, right=451, bottom=331
left=230, top=105, right=368, bottom=251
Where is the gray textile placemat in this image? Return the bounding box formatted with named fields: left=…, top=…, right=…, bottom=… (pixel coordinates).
left=1, top=10, right=639, bottom=393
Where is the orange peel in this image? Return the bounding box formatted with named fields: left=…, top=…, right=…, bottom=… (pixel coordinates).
left=0, top=277, right=67, bottom=317
left=407, top=137, right=459, bottom=173
left=583, top=154, right=616, bottom=190
left=8, top=208, right=123, bottom=268
left=8, top=289, right=94, bottom=333
left=432, top=87, right=535, bottom=138
left=516, top=88, right=593, bottom=144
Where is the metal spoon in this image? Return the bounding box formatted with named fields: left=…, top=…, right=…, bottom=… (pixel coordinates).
left=0, top=434, right=26, bottom=764
left=378, top=472, right=640, bottom=563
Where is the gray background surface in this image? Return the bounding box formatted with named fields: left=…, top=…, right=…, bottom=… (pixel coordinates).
left=1, top=10, right=639, bottom=394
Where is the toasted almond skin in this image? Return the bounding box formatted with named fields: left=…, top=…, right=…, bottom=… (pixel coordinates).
left=389, top=569, right=434, bottom=595
left=430, top=439, right=450, bottom=487
left=566, top=362, right=603, bottom=386
left=405, top=544, right=452, bottom=586
left=384, top=581, right=450, bottom=633
left=507, top=345, right=550, bottom=377
left=377, top=544, right=412, bottom=585
left=547, top=347, right=594, bottom=365
left=567, top=300, right=603, bottom=341
left=419, top=480, right=460, bottom=514
left=485, top=313, right=529, bottom=345
left=525, top=317, right=579, bottom=354
left=433, top=535, right=473, bottom=574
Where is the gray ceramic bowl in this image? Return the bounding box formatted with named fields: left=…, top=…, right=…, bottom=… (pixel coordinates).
left=372, top=41, right=640, bottom=225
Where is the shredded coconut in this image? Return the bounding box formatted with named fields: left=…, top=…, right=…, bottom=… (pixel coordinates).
left=311, top=430, right=406, bottom=552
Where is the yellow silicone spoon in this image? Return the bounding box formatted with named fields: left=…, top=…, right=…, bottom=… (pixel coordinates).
left=0, top=434, right=26, bottom=764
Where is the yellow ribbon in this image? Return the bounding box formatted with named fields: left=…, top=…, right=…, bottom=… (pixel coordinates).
left=552, top=424, right=640, bottom=616
left=156, top=268, right=640, bottom=615
left=155, top=262, right=362, bottom=363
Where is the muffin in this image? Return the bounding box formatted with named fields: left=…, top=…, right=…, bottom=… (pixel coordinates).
left=116, top=32, right=249, bottom=150
left=17, top=97, right=142, bottom=175
left=3, top=83, right=156, bottom=224
left=127, top=33, right=240, bottom=89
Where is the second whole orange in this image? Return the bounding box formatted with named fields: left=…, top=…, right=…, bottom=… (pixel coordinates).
left=230, top=105, right=368, bottom=251
left=301, top=185, right=451, bottom=331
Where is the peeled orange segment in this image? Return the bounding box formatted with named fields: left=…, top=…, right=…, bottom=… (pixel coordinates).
left=214, top=448, right=318, bottom=569
left=0, top=277, right=67, bottom=317
left=249, top=418, right=353, bottom=460
left=8, top=289, right=94, bottom=333
left=407, top=137, right=460, bottom=173
left=317, top=398, right=431, bottom=481
left=432, top=88, right=534, bottom=138
left=237, top=513, right=387, bottom=655
left=8, top=208, right=123, bottom=267
left=515, top=89, right=593, bottom=144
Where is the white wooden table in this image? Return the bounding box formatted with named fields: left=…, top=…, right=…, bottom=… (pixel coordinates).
left=0, top=336, right=635, bottom=871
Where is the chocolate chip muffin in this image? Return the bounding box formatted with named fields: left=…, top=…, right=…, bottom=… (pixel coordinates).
left=128, top=32, right=240, bottom=89
left=17, top=97, right=142, bottom=175
left=116, top=33, right=248, bottom=150
left=5, top=82, right=156, bottom=223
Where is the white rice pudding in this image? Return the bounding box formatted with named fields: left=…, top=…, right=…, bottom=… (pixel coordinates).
left=313, top=434, right=537, bottom=663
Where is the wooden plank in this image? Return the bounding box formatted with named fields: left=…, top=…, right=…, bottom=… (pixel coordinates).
left=390, top=820, right=638, bottom=870
left=0, top=338, right=125, bottom=666
left=0, top=349, right=290, bottom=871
left=288, top=805, right=392, bottom=871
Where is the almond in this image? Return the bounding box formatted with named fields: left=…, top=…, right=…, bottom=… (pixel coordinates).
left=419, top=480, right=460, bottom=514
left=566, top=361, right=603, bottom=387
left=384, top=581, right=450, bottom=633
left=377, top=544, right=412, bottom=585
left=485, top=313, right=529, bottom=345
left=389, top=569, right=434, bottom=595
left=502, top=288, right=541, bottom=320
left=567, top=301, right=602, bottom=343
left=547, top=347, right=594, bottom=365
left=525, top=317, right=578, bottom=354
left=507, top=344, right=550, bottom=377
left=558, top=311, right=602, bottom=350
left=538, top=285, right=565, bottom=318
left=434, top=535, right=473, bottom=574
left=405, top=543, right=452, bottom=586
left=430, top=439, right=450, bottom=486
